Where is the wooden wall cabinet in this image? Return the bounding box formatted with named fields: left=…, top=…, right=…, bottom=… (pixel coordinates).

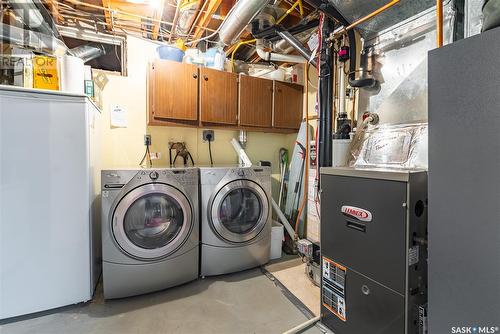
left=200, top=67, right=238, bottom=125
left=238, top=75, right=273, bottom=128
left=149, top=60, right=198, bottom=123
left=148, top=60, right=303, bottom=132
left=273, top=81, right=303, bottom=130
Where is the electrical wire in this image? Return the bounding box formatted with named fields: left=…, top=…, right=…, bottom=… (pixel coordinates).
left=139, top=143, right=153, bottom=168
left=188, top=152, right=195, bottom=166
left=208, top=140, right=214, bottom=166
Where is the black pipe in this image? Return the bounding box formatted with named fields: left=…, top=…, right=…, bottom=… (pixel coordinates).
left=305, top=0, right=377, bottom=88
left=346, top=29, right=377, bottom=88
left=318, top=17, right=334, bottom=168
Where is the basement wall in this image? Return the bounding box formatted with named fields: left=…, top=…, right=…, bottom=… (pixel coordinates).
left=96, top=35, right=298, bottom=199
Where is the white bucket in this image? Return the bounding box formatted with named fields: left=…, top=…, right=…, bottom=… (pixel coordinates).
left=332, top=138, right=352, bottom=167
left=60, top=55, right=84, bottom=94
left=270, top=221, right=284, bottom=260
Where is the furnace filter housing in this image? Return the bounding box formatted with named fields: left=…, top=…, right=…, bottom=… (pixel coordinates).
left=320, top=167, right=428, bottom=334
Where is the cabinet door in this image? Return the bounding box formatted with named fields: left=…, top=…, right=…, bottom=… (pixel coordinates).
left=150, top=60, right=198, bottom=121
left=239, top=75, right=273, bottom=128
left=200, top=67, right=238, bottom=125
left=273, top=81, right=303, bottom=129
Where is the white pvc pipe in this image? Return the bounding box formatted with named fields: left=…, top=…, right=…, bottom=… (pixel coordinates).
left=339, top=62, right=346, bottom=116
left=256, top=44, right=307, bottom=64
left=230, top=138, right=252, bottom=167
left=282, top=316, right=321, bottom=334
left=272, top=199, right=296, bottom=241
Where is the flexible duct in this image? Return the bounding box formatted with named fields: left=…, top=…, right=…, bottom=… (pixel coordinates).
left=69, top=45, right=106, bottom=63
left=218, top=0, right=270, bottom=45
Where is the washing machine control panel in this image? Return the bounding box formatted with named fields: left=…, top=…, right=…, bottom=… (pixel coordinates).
left=229, top=168, right=254, bottom=179
left=134, top=169, right=198, bottom=186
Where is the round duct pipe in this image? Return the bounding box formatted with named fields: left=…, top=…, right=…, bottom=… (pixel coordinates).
left=218, top=0, right=270, bottom=45
left=69, top=45, right=106, bottom=63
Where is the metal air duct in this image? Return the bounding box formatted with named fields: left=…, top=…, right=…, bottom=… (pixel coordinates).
left=69, top=45, right=106, bottom=63
left=275, top=29, right=317, bottom=67
left=273, top=27, right=316, bottom=53
left=218, top=0, right=270, bottom=45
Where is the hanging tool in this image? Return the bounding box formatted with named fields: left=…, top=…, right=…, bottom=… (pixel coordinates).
left=289, top=141, right=306, bottom=229
left=278, top=148, right=289, bottom=210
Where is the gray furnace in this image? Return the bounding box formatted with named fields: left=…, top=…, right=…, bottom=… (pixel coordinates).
left=320, top=167, right=428, bottom=334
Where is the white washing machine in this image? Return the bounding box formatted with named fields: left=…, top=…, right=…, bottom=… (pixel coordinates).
left=101, top=168, right=199, bottom=299
left=200, top=166, right=272, bottom=276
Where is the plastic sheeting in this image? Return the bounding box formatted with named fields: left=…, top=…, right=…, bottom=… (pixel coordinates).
left=350, top=123, right=428, bottom=169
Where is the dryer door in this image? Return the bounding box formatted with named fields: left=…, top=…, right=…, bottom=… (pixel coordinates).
left=112, top=184, right=192, bottom=260
left=210, top=180, right=269, bottom=243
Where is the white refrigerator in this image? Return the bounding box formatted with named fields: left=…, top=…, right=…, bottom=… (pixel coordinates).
left=0, top=85, right=101, bottom=320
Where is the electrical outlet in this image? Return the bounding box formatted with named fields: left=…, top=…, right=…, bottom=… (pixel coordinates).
left=202, top=130, right=215, bottom=142
left=150, top=152, right=161, bottom=160
left=144, top=135, right=152, bottom=146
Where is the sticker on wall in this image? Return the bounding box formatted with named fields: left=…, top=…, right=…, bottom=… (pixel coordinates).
left=110, top=105, right=128, bottom=128
left=322, top=257, right=347, bottom=321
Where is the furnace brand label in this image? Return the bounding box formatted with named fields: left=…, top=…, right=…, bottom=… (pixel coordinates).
left=341, top=205, right=373, bottom=222
left=322, top=257, right=347, bottom=321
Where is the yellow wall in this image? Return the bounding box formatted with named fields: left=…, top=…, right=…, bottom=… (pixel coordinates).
left=97, top=35, right=296, bottom=188
left=97, top=36, right=156, bottom=169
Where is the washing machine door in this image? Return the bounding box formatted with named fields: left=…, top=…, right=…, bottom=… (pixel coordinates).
left=112, top=183, right=192, bottom=260
left=210, top=180, right=269, bottom=243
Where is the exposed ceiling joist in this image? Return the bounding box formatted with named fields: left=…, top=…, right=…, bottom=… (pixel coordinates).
left=151, top=0, right=165, bottom=40
left=191, top=0, right=223, bottom=45
left=101, top=0, right=114, bottom=31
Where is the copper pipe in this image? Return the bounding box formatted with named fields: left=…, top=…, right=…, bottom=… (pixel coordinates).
left=343, top=0, right=401, bottom=32
left=436, top=0, right=444, bottom=47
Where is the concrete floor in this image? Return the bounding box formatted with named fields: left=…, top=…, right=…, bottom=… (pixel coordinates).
left=265, top=258, right=320, bottom=316
left=1, top=268, right=323, bottom=334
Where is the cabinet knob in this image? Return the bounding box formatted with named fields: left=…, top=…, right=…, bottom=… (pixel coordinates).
left=204, top=75, right=208, bottom=81
left=192, top=73, right=198, bottom=79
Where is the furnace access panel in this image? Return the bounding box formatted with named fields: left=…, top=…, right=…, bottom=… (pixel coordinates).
left=319, top=168, right=428, bottom=334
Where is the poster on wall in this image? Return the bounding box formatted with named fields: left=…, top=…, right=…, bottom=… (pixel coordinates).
left=110, top=105, right=128, bottom=128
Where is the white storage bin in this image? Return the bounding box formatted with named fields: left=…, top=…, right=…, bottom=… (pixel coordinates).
left=332, top=138, right=352, bottom=167
left=270, top=221, right=284, bottom=260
